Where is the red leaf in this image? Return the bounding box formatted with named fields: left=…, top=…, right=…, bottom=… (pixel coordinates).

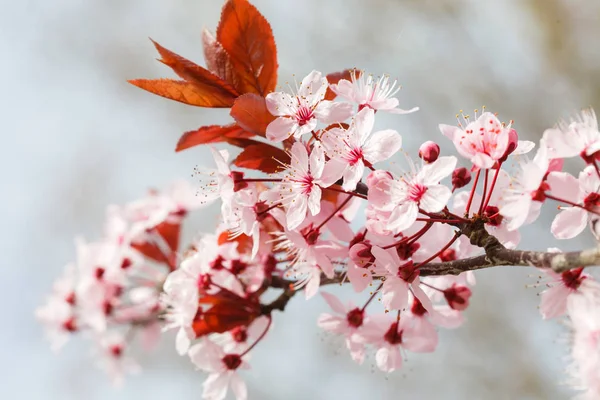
left=217, top=0, right=278, bottom=96
left=129, top=78, right=236, bottom=108
left=202, top=29, right=239, bottom=87
left=233, top=143, right=289, bottom=173
left=130, top=221, right=180, bottom=267
left=218, top=230, right=253, bottom=254
left=230, top=93, right=276, bottom=136
left=323, top=69, right=356, bottom=101
left=176, top=124, right=254, bottom=151
left=193, top=293, right=260, bottom=338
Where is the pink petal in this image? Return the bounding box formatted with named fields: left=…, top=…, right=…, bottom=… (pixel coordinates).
left=471, top=153, right=495, bottom=169
left=265, top=92, right=296, bottom=117
left=286, top=195, right=308, bottom=230
left=403, top=317, right=438, bottom=353
left=382, top=278, right=409, bottom=310
left=439, top=124, right=460, bottom=139
left=230, top=373, right=248, bottom=400
left=540, top=285, right=569, bottom=319
left=290, top=142, right=309, bottom=172
left=513, top=140, right=535, bottom=155
left=363, top=129, right=403, bottom=164
left=321, top=292, right=346, bottom=314
left=353, top=107, right=375, bottom=144
left=318, top=159, right=346, bottom=187
left=388, top=201, right=418, bottom=232
left=307, top=185, right=322, bottom=216
left=376, top=346, right=402, bottom=373
left=551, top=207, right=588, bottom=239
left=298, top=70, right=327, bottom=103
left=314, top=100, right=354, bottom=124
left=266, top=117, right=298, bottom=142
left=342, top=160, right=364, bottom=191
left=419, top=184, right=452, bottom=213
left=547, top=172, right=581, bottom=204
left=347, top=263, right=372, bottom=292
left=420, top=156, right=457, bottom=184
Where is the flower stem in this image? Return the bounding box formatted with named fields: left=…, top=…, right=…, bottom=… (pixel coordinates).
left=464, top=169, right=481, bottom=217
left=240, top=316, right=272, bottom=357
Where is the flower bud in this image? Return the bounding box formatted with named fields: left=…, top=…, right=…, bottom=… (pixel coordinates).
left=418, top=141, right=440, bottom=163
left=443, top=285, right=472, bottom=311
left=451, top=167, right=471, bottom=189
left=499, top=128, right=518, bottom=162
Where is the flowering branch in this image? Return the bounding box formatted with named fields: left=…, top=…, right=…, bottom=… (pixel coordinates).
left=38, top=1, right=600, bottom=399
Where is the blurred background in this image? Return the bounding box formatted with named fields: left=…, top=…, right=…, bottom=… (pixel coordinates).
left=4, top=0, right=600, bottom=398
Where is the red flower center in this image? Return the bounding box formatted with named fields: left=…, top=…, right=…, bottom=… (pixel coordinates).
left=222, top=354, right=242, bottom=370
left=296, top=106, right=314, bottom=126
left=346, top=308, right=364, bottom=328
left=483, top=205, right=503, bottom=226
left=408, top=183, right=428, bottom=202
left=346, top=147, right=364, bottom=166
left=383, top=322, right=403, bottom=345
left=562, top=267, right=586, bottom=290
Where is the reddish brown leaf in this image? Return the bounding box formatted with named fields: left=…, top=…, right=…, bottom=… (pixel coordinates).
left=176, top=124, right=254, bottom=152
left=202, top=29, right=238, bottom=87
left=130, top=221, right=181, bottom=266
left=149, top=39, right=239, bottom=104
left=233, top=143, right=289, bottom=173
left=154, top=221, right=181, bottom=252
left=218, top=231, right=253, bottom=254
left=217, top=0, right=278, bottom=96
left=230, top=93, right=276, bottom=136
left=193, top=293, right=260, bottom=338
left=129, top=78, right=236, bottom=108
left=323, top=69, right=356, bottom=101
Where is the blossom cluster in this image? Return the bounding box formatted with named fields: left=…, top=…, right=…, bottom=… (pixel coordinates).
left=38, top=0, right=600, bottom=398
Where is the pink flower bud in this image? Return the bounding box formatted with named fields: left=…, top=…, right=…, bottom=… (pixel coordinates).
left=444, top=285, right=472, bottom=310
left=418, top=141, right=440, bottom=163
left=349, top=242, right=374, bottom=268
left=499, top=128, right=518, bottom=162
left=451, top=167, right=471, bottom=189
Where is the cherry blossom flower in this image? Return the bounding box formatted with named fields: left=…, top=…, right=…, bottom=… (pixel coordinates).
left=329, top=69, right=418, bottom=114
left=318, top=292, right=368, bottom=363
left=371, top=246, right=432, bottom=311
left=539, top=267, right=595, bottom=319
left=360, top=313, right=436, bottom=373
left=547, top=166, right=600, bottom=239
left=543, top=108, right=600, bottom=163
left=499, top=144, right=550, bottom=231
left=94, top=333, right=141, bottom=387
left=322, top=107, right=402, bottom=190
left=265, top=70, right=353, bottom=142
left=274, top=142, right=343, bottom=230
left=368, top=156, right=456, bottom=233
left=439, top=111, right=533, bottom=169
left=189, top=339, right=249, bottom=400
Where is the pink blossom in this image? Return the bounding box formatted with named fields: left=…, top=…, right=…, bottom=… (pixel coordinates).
left=322, top=107, right=402, bottom=190
left=274, top=142, right=344, bottom=230
left=94, top=333, right=141, bottom=387
left=360, top=313, right=436, bottom=373
left=329, top=69, right=419, bottom=114
left=439, top=112, right=533, bottom=169
left=547, top=166, right=600, bottom=239
left=265, top=70, right=353, bottom=142
left=539, top=267, right=593, bottom=319
left=369, top=156, right=456, bottom=233
left=318, top=292, right=367, bottom=363
left=543, top=108, right=600, bottom=162
left=499, top=144, right=550, bottom=231
left=371, top=246, right=432, bottom=311
left=189, top=339, right=249, bottom=400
